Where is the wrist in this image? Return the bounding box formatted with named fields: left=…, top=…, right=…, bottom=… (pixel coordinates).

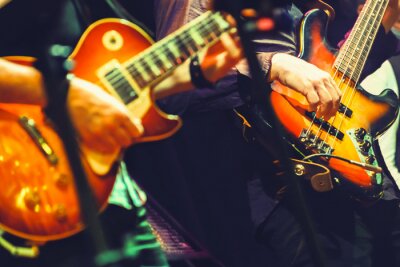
left=269, top=52, right=284, bottom=82
left=189, top=55, right=214, bottom=88
left=382, top=11, right=400, bottom=33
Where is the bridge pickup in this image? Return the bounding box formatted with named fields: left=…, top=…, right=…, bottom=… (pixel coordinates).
left=19, top=116, right=59, bottom=165
left=338, top=103, right=352, bottom=118
left=305, top=112, right=344, bottom=140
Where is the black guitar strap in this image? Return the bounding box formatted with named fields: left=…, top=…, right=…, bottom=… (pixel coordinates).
left=388, top=54, right=400, bottom=172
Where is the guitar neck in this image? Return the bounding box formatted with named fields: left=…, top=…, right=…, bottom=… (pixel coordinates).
left=104, top=11, right=231, bottom=105
left=333, top=0, right=389, bottom=83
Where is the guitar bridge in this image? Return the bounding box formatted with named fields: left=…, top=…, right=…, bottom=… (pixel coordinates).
left=19, top=116, right=58, bottom=165
left=299, top=129, right=333, bottom=154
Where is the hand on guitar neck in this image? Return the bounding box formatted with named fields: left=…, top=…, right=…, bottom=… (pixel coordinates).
left=69, top=32, right=241, bottom=155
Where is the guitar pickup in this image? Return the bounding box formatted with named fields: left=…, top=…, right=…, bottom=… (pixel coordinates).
left=305, top=112, right=344, bottom=140
left=19, top=116, right=58, bottom=165
left=338, top=103, right=352, bottom=118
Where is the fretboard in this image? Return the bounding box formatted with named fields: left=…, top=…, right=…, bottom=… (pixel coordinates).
left=333, top=0, right=389, bottom=83
left=104, top=11, right=231, bottom=105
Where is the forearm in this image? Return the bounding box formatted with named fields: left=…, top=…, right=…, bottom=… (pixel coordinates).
left=382, top=1, right=400, bottom=33
left=0, top=58, right=46, bottom=105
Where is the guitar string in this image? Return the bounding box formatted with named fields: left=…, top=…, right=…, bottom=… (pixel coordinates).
left=92, top=14, right=224, bottom=102
left=327, top=0, right=381, bottom=150
left=107, top=13, right=225, bottom=89
left=329, top=0, right=387, bottom=153
left=303, top=6, right=362, bottom=144
left=102, top=13, right=226, bottom=101
left=319, top=0, right=378, bottom=148
left=88, top=16, right=224, bottom=99
left=128, top=16, right=222, bottom=80
left=307, top=0, right=382, bottom=153
left=110, top=14, right=219, bottom=83
left=301, top=1, right=370, bottom=141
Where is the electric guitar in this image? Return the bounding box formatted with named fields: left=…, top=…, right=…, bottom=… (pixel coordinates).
left=0, top=11, right=233, bottom=242
left=268, top=0, right=398, bottom=199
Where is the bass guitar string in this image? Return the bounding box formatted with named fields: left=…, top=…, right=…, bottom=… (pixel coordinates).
left=306, top=4, right=366, bottom=147
left=330, top=0, right=388, bottom=152
left=320, top=0, right=377, bottom=149
left=302, top=2, right=369, bottom=143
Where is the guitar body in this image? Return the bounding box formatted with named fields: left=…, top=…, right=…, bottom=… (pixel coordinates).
left=0, top=19, right=181, bottom=242
left=70, top=19, right=181, bottom=144
left=71, top=19, right=182, bottom=175
left=270, top=9, right=398, bottom=198
left=0, top=103, right=117, bottom=242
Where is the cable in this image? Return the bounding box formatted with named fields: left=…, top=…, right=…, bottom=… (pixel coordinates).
left=303, top=153, right=382, bottom=173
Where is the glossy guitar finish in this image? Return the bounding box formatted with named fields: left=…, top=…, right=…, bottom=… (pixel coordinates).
left=270, top=7, right=398, bottom=198
left=0, top=102, right=117, bottom=242
left=0, top=14, right=231, bottom=241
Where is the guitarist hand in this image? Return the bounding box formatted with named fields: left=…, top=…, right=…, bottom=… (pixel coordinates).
left=199, top=23, right=242, bottom=83
left=379, top=0, right=400, bottom=33
left=67, top=77, right=144, bottom=153
left=153, top=28, right=242, bottom=99
left=270, top=53, right=342, bottom=119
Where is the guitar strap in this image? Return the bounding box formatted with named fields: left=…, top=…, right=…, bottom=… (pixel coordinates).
left=388, top=53, right=400, bottom=172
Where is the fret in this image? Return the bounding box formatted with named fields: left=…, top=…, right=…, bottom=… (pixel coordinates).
left=128, top=70, right=147, bottom=87
left=199, top=22, right=215, bottom=43
left=182, top=31, right=201, bottom=53
left=144, top=52, right=163, bottom=77
left=137, top=58, right=158, bottom=81
left=189, top=28, right=205, bottom=47
left=104, top=68, right=138, bottom=104
left=154, top=50, right=173, bottom=70
left=164, top=45, right=182, bottom=64
left=174, top=34, right=191, bottom=59
left=129, top=62, right=151, bottom=86
left=334, top=0, right=388, bottom=82
left=122, top=12, right=231, bottom=90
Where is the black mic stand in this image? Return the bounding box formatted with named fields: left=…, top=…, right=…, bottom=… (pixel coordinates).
left=37, top=46, right=118, bottom=266
left=214, top=1, right=326, bottom=266
left=36, top=3, right=120, bottom=266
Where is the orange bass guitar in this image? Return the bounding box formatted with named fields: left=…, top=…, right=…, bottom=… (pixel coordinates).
left=270, top=0, right=398, bottom=199
left=0, top=12, right=232, bottom=242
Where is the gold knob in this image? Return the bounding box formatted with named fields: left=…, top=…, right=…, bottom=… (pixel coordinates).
left=24, top=190, right=41, bottom=211
left=54, top=204, right=68, bottom=223
left=55, top=173, right=69, bottom=189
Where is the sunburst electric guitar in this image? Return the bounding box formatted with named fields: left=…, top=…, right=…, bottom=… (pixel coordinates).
left=0, top=11, right=233, bottom=242
left=269, top=0, right=398, bottom=199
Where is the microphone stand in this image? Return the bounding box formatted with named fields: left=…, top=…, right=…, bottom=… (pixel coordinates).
left=36, top=3, right=116, bottom=265
left=37, top=46, right=116, bottom=266
left=214, top=1, right=326, bottom=266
